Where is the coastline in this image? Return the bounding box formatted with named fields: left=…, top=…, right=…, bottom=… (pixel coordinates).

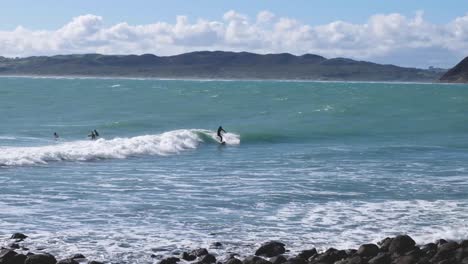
left=2, top=233, right=467, bottom=264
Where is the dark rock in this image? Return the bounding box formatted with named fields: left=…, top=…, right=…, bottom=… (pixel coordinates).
left=8, top=244, right=20, bottom=250
left=431, top=242, right=460, bottom=262
left=181, top=252, right=197, bottom=261
left=297, top=249, right=317, bottom=260
left=357, top=244, right=379, bottom=257
left=225, top=258, right=243, bottom=264
left=243, top=256, right=271, bottom=264
left=199, top=254, right=216, bottom=264
left=159, top=257, right=180, bottom=264
left=378, top=238, right=393, bottom=252
left=210, top=242, right=223, bottom=249
left=435, top=239, right=447, bottom=246
left=191, top=249, right=209, bottom=257
left=269, top=256, right=287, bottom=264
left=311, top=248, right=347, bottom=264
left=335, top=256, right=362, bottom=264
left=255, top=242, right=285, bottom=258
left=10, top=233, right=28, bottom=240
left=420, top=243, right=437, bottom=258
left=393, top=255, right=417, bottom=264
left=368, top=253, right=391, bottom=264
left=284, top=257, right=306, bottom=264
left=70, top=254, right=85, bottom=259
left=455, top=247, right=468, bottom=262
left=462, top=257, right=468, bottom=264
left=388, top=235, right=416, bottom=255
left=0, top=249, right=18, bottom=264
left=461, top=240, right=468, bottom=248
left=11, top=254, right=27, bottom=264
left=437, top=260, right=455, bottom=264
left=346, top=249, right=357, bottom=257
left=88, top=262, right=104, bottom=264
left=24, top=253, right=57, bottom=264
left=57, top=259, right=78, bottom=264
left=416, top=257, right=430, bottom=264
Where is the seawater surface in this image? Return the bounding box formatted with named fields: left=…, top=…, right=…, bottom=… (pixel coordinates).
left=1, top=77, right=468, bottom=263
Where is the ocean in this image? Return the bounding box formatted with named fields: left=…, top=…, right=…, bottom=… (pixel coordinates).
left=0, top=77, right=467, bottom=263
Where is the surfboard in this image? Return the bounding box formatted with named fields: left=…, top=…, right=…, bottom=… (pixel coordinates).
left=220, top=141, right=226, bottom=145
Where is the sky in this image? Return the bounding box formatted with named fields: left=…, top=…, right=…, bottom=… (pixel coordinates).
left=0, top=0, right=467, bottom=68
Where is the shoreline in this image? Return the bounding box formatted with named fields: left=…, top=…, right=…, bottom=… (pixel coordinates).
left=2, top=233, right=467, bottom=264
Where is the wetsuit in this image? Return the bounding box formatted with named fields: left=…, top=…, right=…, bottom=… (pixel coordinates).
left=217, top=126, right=226, bottom=142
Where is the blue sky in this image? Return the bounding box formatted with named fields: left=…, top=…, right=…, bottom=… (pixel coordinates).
left=0, top=0, right=467, bottom=68
left=0, top=0, right=463, bottom=29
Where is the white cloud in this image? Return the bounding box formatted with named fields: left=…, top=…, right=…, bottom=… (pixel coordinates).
left=0, top=11, right=467, bottom=67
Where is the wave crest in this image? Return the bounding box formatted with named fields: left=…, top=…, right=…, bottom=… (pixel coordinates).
left=0, top=129, right=240, bottom=166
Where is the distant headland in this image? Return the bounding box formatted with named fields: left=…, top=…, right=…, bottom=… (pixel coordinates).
left=0, top=51, right=447, bottom=82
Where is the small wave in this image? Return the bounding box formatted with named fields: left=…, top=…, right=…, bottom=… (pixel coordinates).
left=0, top=129, right=240, bottom=166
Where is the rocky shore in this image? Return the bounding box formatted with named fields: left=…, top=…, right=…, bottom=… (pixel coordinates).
left=1, top=233, right=467, bottom=264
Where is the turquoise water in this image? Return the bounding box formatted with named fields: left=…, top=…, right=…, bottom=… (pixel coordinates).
left=1, top=77, right=468, bottom=263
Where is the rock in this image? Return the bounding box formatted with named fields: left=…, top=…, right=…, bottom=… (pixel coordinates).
left=159, top=257, right=180, bottom=264
left=357, top=244, right=379, bottom=257
left=191, top=249, right=209, bottom=257
left=393, top=255, right=417, bottom=264
left=225, top=258, right=243, bottom=264
left=8, top=243, right=20, bottom=250
left=57, top=259, right=78, bottom=264
left=243, top=256, right=271, bottom=264
left=461, top=240, right=468, bottom=248
left=388, top=235, right=416, bottom=255
left=378, top=238, right=393, bottom=252
left=199, top=254, right=216, bottom=264
left=210, top=242, right=223, bottom=249
left=181, top=252, right=197, bottom=261
left=0, top=249, right=18, bottom=264
left=431, top=242, right=460, bottom=262
left=462, top=257, right=468, bottom=264
left=345, top=249, right=357, bottom=257
left=255, top=242, right=286, bottom=258
left=88, top=262, right=104, bottom=264
left=269, top=256, right=287, bottom=264
left=297, top=249, right=317, bottom=260
left=368, top=253, right=391, bottom=264
left=311, top=248, right=347, bottom=264
left=455, top=247, right=468, bottom=262
left=70, top=254, right=85, bottom=259
left=334, top=256, right=362, bottom=264
left=284, top=257, right=307, bottom=264
left=435, top=239, right=447, bottom=246
left=24, top=253, right=57, bottom=264
left=11, top=254, right=27, bottom=264
left=10, top=233, right=28, bottom=240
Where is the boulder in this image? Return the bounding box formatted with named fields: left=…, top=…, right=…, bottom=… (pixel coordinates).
left=378, top=238, right=393, bottom=252
left=335, top=256, right=362, bottom=264
left=455, top=247, right=468, bottom=262
left=311, top=248, right=347, bottom=264
left=255, top=242, right=285, bottom=258
left=243, top=256, right=271, bottom=264
left=388, top=235, right=415, bottom=255
left=70, top=254, right=85, bottom=259
left=393, top=255, right=417, bottom=264
left=368, top=253, right=391, bottom=264
left=57, top=259, right=78, bottom=264
left=0, top=248, right=17, bottom=264
left=269, top=256, right=287, bottom=264
left=191, top=249, right=209, bottom=257
left=357, top=244, right=379, bottom=258
left=199, top=254, right=216, bottom=264
left=8, top=244, right=20, bottom=250
left=10, top=233, right=28, bottom=240
left=181, top=252, right=197, bottom=261
left=284, top=257, right=306, bottom=264
left=225, top=258, right=243, bottom=264
left=297, top=249, right=317, bottom=260
left=159, top=257, right=180, bottom=264
left=24, top=253, right=57, bottom=264
left=431, top=241, right=460, bottom=262
left=210, top=242, right=223, bottom=249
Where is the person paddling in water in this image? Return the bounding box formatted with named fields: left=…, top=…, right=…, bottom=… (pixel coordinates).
left=217, top=126, right=226, bottom=143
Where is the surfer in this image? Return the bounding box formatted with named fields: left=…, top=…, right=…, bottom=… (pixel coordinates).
left=217, top=126, right=226, bottom=143
left=94, top=129, right=99, bottom=137
left=53, top=132, right=59, bottom=140
left=88, top=131, right=96, bottom=140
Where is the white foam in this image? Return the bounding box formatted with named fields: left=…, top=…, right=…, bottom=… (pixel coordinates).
left=0, top=129, right=240, bottom=166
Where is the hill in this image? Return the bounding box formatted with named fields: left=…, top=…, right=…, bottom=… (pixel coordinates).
left=440, top=56, right=468, bottom=83
left=0, top=51, right=444, bottom=81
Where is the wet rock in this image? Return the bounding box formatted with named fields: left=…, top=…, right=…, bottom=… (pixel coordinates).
left=378, top=237, right=393, bottom=252
left=199, top=254, right=216, bottom=264
left=8, top=243, right=20, bottom=250
left=455, top=247, right=468, bottom=262
left=335, top=256, right=362, bottom=264
left=10, top=233, right=28, bottom=240
left=269, top=255, right=287, bottom=264
left=0, top=248, right=18, bottom=264
left=181, top=252, right=197, bottom=261
left=159, top=257, right=180, bottom=264
left=431, top=241, right=459, bottom=262
left=210, top=242, right=223, bottom=249
left=243, top=256, right=272, bottom=264
left=357, top=244, right=379, bottom=258
left=345, top=249, right=357, bottom=257
left=393, top=255, right=417, bottom=264
left=70, top=254, right=85, bottom=259
left=255, top=242, right=285, bottom=258
left=191, top=249, right=209, bottom=257
left=284, top=257, right=307, bottom=264
left=225, top=257, right=243, bottom=264
left=435, top=239, right=447, bottom=246
left=11, top=254, right=27, bottom=264
left=57, top=259, right=78, bottom=264
left=368, top=253, right=391, bottom=264
left=461, top=240, right=468, bottom=248
left=462, top=257, right=468, bottom=264
left=24, top=253, right=57, bottom=264
left=297, top=249, right=317, bottom=260
left=310, top=248, right=347, bottom=264
left=388, top=235, right=416, bottom=255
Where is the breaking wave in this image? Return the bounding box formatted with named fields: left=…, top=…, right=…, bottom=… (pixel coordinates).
left=0, top=129, right=240, bottom=166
